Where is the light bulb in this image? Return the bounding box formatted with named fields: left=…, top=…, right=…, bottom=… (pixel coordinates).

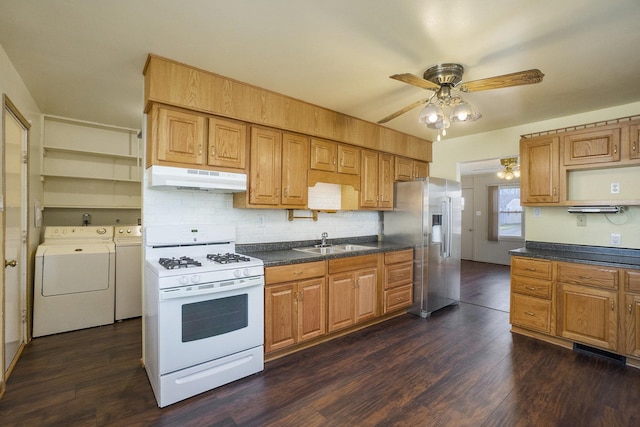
left=457, top=111, right=468, bottom=121
left=428, top=114, right=438, bottom=123
left=497, top=171, right=505, bottom=178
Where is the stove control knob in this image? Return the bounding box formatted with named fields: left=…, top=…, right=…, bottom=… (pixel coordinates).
left=243, top=268, right=251, bottom=277
left=234, top=270, right=242, bottom=278
left=179, top=276, right=188, bottom=285
left=191, top=275, right=201, bottom=284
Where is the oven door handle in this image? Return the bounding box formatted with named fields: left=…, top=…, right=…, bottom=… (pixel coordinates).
left=159, top=276, right=264, bottom=300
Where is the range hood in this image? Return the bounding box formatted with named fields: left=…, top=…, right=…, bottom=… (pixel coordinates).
left=567, top=206, right=625, bottom=214
left=146, top=165, right=247, bottom=192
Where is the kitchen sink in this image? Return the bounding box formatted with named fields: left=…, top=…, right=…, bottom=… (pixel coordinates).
left=293, top=243, right=375, bottom=255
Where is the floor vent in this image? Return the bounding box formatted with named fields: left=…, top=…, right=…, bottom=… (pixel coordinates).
left=573, top=343, right=626, bottom=365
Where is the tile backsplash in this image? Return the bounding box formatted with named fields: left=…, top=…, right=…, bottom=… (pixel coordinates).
left=143, top=188, right=379, bottom=244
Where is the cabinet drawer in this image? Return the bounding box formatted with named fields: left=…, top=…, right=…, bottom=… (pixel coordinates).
left=384, top=285, right=412, bottom=313
left=557, top=262, right=618, bottom=290
left=625, top=269, right=640, bottom=293
left=265, top=261, right=326, bottom=285
left=510, top=293, right=552, bottom=334
left=329, top=254, right=377, bottom=274
left=385, top=261, right=413, bottom=289
left=511, top=257, right=552, bottom=280
left=511, top=276, right=552, bottom=299
left=385, top=249, right=413, bottom=264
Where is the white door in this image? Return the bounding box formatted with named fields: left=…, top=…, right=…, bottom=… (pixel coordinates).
left=3, top=96, right=29, bottom=380
left=461, top=188, right=474, bottom=260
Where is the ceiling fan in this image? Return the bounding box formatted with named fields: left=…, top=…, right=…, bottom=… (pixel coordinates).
left=378, top=64, right=544, bottom=136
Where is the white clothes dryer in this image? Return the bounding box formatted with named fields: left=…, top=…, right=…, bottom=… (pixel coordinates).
left=114, top=225, right=142, bottom=320
left=33, top=226, right=115, bottom=337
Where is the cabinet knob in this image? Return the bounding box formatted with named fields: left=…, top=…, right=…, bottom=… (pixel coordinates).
left=611, top=300, right=615, bottom=311
left=629, top=304, right=633, bottom=314
left=613, top=144, right=618, bottom=154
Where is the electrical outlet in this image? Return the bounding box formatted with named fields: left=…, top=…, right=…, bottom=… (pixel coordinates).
left=577, top=214, right=587, bottom=227
left=610, top=233, right=621, bottom=246
left=611, top=183, right=620, bottom=194
left=533, top=207, right=541, bottom=217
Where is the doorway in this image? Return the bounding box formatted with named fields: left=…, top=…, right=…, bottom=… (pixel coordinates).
left=2, top=95, right=29, bottom=389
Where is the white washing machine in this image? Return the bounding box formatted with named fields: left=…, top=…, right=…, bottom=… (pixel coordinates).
left=114, top=225, right=142, bottom=320
left=33, top=226, right=115, bottom=337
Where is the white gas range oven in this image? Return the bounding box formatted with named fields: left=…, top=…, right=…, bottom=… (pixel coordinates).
left=143, top=224, right=264, bottom=408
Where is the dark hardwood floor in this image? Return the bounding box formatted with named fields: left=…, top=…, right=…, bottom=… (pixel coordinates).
left=2, top=261, right=639, bottom=426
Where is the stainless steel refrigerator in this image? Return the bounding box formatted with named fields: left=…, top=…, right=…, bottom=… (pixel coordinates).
left=384, top=178, right=461, bottom=317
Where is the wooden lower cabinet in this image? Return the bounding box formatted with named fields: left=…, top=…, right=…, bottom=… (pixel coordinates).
left=264, top=262, right=326, bottom=354
left=328, top=254, right=378, bottom=333
left=383, top=249, right=413, bottom=313
left=625, top=294, right=640, bottom=358
left=510, top=257, right=554, bottom=334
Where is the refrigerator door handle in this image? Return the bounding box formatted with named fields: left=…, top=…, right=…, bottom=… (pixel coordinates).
left=442, top=197, right=452, bottom=258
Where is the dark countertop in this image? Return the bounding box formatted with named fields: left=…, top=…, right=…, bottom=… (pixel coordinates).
left=509, top=241, right=640, bottom=270
left=237, top=235, right=413, bottom=267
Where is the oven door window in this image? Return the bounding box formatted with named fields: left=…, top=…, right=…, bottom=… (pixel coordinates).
left=182, top=294, right=248, bottom=342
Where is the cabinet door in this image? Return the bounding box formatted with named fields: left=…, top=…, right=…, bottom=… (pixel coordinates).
left=208, top=117, right=246, bottom=170
left=310, top=138, right=337, bottom=172
left=156, top=106, right=205, bottom=165
left=413, top=161, right=429, bottom=179
left=360, top=150, right=379, bottom=208
left=249, top=127, right=281, bottom=205
left=394, top=156, right=413, bottom=181
left=558, top=283, right=618, bottom=351
left=378, top=153, right=395, bottom=209
left=630, top=124, right=640, bottom=160
left=328, top=273, right=355, bottom=332
left=281, top=132, right=309, bottom=206
left=520, top=136, right=560, bottom=204
left=563, top=126, right=621, bottom=165
left=265, top=283, right=297, bottom=353
left=355, top=268, right=378, bottom=323
left=338, top=144, right=360, bottom=175
left=625, top=294, right=640, bottom=358
left=298, top=277, right=326, bottom=342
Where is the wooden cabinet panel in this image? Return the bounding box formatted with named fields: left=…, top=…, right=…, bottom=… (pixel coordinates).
left=298, top=278, right=326, bottom=342
left=310, top=138, right=336, bottom=172
left=355, top=268, right=378, bottom=323
left=384, top=285, right=412, bottom=313
left=266, top=261, right=326, bottom=285
left=520, top=136, right=559, bottom=204
left=563, top=126, right=621, bottom=165
left=385, top=249, right=413, bottom=264
left=281, top=132, right=309, bottom=206
left=360, top=149, right=379, bottom=208
left=630, top=124, right=640, bottom=160
left=625, top=269, right=640, bottom=293
left=394, top=156, right=414, bottom=181
left=385, top=262, right=413, bottom=290
left=414, top=161, right=429, bottom=179
left=338, top=144, right=360, bottom=175
left=511, top=293, right=552, bottom=334
left=557, top=262, right=618, bottom=290
left=378, top=153, right=394, bottom=209
left=511, top=276, right=552, bottom=299
left=558, top=283, right=618, bottom=351
left=511, top=257, right=552, bottom=280
left=155, top=105, right=206, bottom=165
left=265, top=283, right=297, bottom=352
left=328, top=273, right=356, bottom=332
left=207, top=117, right=246, bottom=170
left=328, top=254, right=377, bottom=274
left=625, top=294, right=640, bottom=357
left=248, top=126, right=281, bottom=205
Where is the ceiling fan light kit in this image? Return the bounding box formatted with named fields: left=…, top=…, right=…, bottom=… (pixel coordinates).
left=497, top=157, right=520, bottom=180
left=379, top=63, right=544, bottom=141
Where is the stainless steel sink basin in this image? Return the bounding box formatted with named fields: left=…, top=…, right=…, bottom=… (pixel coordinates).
left=293, top=243, right=374, bottom=255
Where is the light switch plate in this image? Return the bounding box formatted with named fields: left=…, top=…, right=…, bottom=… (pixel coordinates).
left=610, top=233, right=621, bottom=246
left=611, top=183, right=620, bottom=194
left=577, top=214, right=587, bottom=227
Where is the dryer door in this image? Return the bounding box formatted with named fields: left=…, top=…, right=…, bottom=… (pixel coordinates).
left=40, top=245, right=113, bottom=296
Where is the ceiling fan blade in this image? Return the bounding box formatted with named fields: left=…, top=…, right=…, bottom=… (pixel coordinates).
left=377, top=98, right=427, bottom=124
left=458, top=69, right=544, bottom=92
left=390, top=73, right=441, bottom=91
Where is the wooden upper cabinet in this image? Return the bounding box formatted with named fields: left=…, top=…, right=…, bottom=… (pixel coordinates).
left=414, top=160, right=429, bottom=179
left=153, top=104, right=206, bottom=166
left=207, top=117, right=247, bottom=170
left=248, top=126, right=282, bottom=205
left=378, top=153, right=394, bottom=209
left=520, top=135, right=560, bottom=205
left=563, top=126, right=621, bottom=165
left=310, top=138, right=337, bottom=172
left=394, top=156, right=413, bottom=181
left=360, top=150, right=379, bottom=208
left=629, top=123, right=640, bottom=160
left=281, top=132, right=309, bottom=206
left=338, top=144, right=360, bottom=175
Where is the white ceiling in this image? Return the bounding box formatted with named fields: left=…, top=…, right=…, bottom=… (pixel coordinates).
left=1, top=0, right=639, bottom=143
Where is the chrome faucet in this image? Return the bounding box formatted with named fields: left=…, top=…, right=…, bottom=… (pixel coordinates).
left=321, top=232, right=328, bottom=247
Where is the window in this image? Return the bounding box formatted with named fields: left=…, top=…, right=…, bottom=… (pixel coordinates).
left=488, top=185, right=524, bottom=241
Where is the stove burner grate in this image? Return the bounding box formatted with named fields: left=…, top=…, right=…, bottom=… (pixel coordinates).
left=158, top=256, right=202, bottom=270
left=207, top=252, right=251, bottom=264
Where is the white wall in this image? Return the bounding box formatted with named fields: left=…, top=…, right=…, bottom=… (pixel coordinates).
left=433, top=102, right=640, bottom=250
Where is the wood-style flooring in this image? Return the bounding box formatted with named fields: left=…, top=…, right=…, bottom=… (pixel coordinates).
left=1, top=261, right=639, bottom=426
